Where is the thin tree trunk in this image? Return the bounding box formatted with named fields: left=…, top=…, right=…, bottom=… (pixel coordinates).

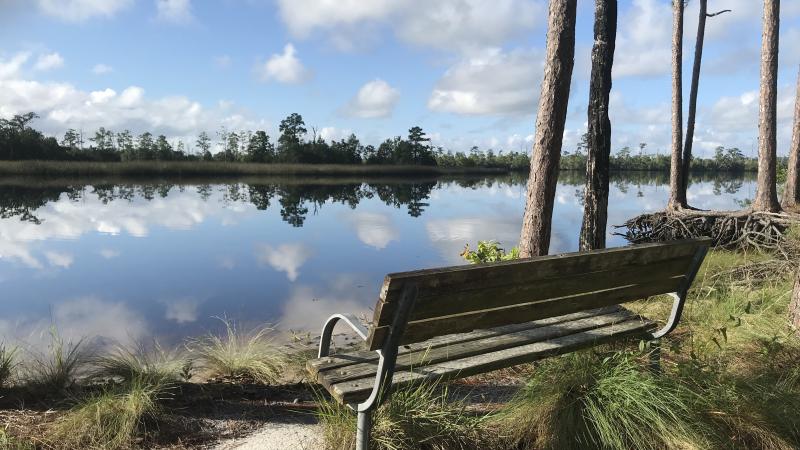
left=791, top=267, right=800, bottom=334
left=519, top=0, right=577, bottom=257
left=753, top=0, right=782, bottom=213
left=580, top=0, right=617, bottom=251
left=782, top=65, right=800, bottom=210
left=668, top=0, right=686, bottom=210
left=681, top=0, right=708, bottom=201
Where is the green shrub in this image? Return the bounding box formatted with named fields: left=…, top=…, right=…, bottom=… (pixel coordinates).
left=92, top=341, right=188, bottom=385
left=461, top=240, right=519, bottom=264
left=24, top=329, right=87, bottom=393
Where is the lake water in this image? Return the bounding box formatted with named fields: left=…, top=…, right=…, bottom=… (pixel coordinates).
left=0, top=172, right=755, bottom=349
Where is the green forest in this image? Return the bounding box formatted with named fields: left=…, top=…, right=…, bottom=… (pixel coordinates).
left=0, top=111, right=778, bottom=173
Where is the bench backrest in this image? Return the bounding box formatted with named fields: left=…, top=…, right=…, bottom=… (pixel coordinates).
left=364, top=238, right=711, bottom=351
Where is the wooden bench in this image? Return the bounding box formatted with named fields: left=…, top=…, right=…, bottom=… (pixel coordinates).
left=306, top=238, right=711, bottom=450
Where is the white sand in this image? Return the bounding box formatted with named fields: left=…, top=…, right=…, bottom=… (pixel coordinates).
left=213, top=422, right=322, bottom=450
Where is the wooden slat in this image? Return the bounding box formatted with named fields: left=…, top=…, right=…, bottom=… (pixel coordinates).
left=316, top=308, right=644, bottom=387
left=331, top=318, right=654, bottom=404
left=368, top=277, right=680, bottom=349
left=385, top=256, right=691, bottom=326
left=307, top=306, right=623, bottom=377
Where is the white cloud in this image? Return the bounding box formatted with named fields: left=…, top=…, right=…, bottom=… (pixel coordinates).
left=342, top=212, right=399, bottom=249
left=255, top=243, right=313, bottom=281
left=275, top=0, right=543, bottom=51
left=0, top=52, right=30, bottom=79
left=279, top=276, right=373, bottom=331
left=342, top=79, right=399, bottom=118
left=0, top=73, right=269, bottom=139
left=318, top=126, right=353, bottom=142
left=36, top=0, right=133, bottom=22
left=214, top=55, right=232, bottom=69
left=613, top=0, right=671, bottom=78
left=99, top=248, right=120, bottom=259
left=164, top=298, right=199, bottom=323
left=44, top=250, right=74, bottom=268
left=255, top=43, right=311, bottom=84
left=92, top=63, right=113, bottom=75
left=34, top=52, right=64, bottom=71
left=155, top=0, right=194, bottom=24
left=428, top=48, right=542, bottom=116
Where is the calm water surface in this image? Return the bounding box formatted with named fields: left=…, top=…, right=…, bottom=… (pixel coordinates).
left=0, top=173, right=754, bottom=348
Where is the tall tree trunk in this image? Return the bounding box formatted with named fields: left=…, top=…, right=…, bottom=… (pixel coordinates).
left=782, top=65, right=800, bottom=210
left=580, top=0, right=617, bottom=251
left=519, top=0, right=577, bottom=258
left=681, top=0, right=708, bottom=202
left=753, top=0, right=782, bottom=213
left=668, top=0, right=687, bottom=210
left=791, top=267, right=800, bottom=334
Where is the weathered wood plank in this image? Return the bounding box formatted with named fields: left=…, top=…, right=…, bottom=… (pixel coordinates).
left=332, top=318, right=653, bottom=404
left=317, top=309, right=645, bottom=387
left=308, top=306, right=624, bottom=377
left=382, top=256, right=691, bottom=326
left=368, top=277, right=679, bottom=349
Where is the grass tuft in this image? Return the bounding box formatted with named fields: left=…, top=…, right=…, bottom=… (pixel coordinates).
left=24, top=329, right=87, bottom=393
left=188, top=318, right=284, bottom=384
left=0, top=345, right=19, bottom=389
left=92, top=341, right=188, bottom=386
left=317, top=382, right=485, bottom=450
left=497, top=350, right=707, bottom=450
left=46, top=378, right=164, bottom=450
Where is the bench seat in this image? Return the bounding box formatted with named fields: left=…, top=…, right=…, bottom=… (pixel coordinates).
left=307, top=305, right=656, bottom=404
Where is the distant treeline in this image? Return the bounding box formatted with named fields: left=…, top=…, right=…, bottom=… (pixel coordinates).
left=0, top=112, right=777, bottom=173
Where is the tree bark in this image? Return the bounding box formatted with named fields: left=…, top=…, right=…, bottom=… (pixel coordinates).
left=753, top=0, right=782, bottom=213
left=791, top=266, right=800, bottom=334
left=782, top=65, right=800, bottom=211
left=668, top=0, right=687, bottom=210
left=519, top=0, right=577, bottom=257
left=681, top=0, right=708, bottom=202
left=580, top=0, right=617, bottom=251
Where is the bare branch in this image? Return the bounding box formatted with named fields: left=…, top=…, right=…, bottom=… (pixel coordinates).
left=706, top=9, right=731, bottom=17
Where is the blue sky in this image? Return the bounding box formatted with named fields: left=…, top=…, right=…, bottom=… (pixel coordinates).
left=1, top=0, right=799, bottom=157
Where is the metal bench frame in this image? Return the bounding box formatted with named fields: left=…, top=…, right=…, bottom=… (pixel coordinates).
left=316, top=244, right=708, bottom=450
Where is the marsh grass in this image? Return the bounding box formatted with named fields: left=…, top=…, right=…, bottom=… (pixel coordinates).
left=316, top=382, right=485, bottom=450
left=0, top=345, right=19, bottom=388
left=92, top=341, right=188, bottom=385
left=23, top=329, right=87, bottom=394
left=188, top=318, right=284, bottom=384
left=46, top=378, right=164, bottom=450
left=0, top=160, right=504, bottom=178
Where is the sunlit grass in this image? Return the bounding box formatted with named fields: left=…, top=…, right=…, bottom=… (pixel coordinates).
left=92, top=341, right=189, bottom=385
left=316, top=381, right=485, bottom=450
left=188, top=318, right=284, bottom=384
left=46, top=378, right=165, bottom=450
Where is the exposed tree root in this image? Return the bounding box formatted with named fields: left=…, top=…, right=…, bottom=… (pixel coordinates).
left=616, top=209, right=800, bottom=257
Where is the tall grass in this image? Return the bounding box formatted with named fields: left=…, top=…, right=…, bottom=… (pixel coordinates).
left=188, top=318, right=284, bottom=384
left=497, top=350, right=708, bottom=450
left=23, top=329, right=87, bottom=393
left=0, top=345, right=19, bottom=388
left=92, top=341, right=188, bottom=385
left=46, top=378, right=164, bottom=450
left=316, top=382, right=485, bottom=450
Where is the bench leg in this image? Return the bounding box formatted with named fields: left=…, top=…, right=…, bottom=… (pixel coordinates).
left=356, top=410, right=373, bottom=450
left=648, top=339, right=661, bottom=374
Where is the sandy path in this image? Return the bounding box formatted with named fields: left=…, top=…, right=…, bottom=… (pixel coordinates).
left=212, top=422, right=322, bottom=450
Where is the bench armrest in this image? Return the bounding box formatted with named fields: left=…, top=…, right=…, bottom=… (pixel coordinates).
left=649, top=292, right=685, bottom=339
left=318, top=313, right=370, bottom=358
